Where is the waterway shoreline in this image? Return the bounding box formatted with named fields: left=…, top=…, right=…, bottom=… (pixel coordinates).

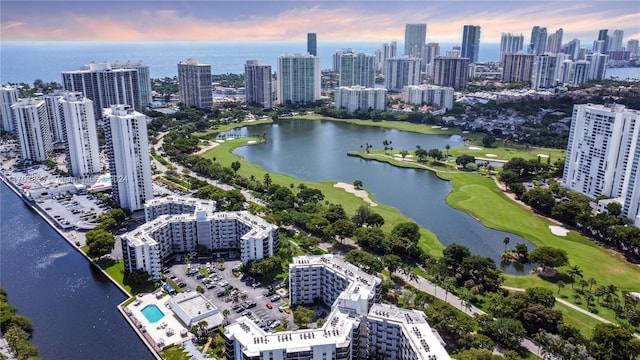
left=0, top=172, right=161, bottom=360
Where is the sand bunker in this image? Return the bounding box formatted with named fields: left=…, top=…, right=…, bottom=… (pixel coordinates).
left=485, top=154, right=497, bottom=157
left=468, top=146, right=483, bottom=150
left=549, top=225, right=570, bottom=236
left=334, top=182, right=377, bottom=207
left=247, top=140, right=257, bottom=144
left=537, top=154, right=550, bottom=158
left=216, top=140, right=225, bottom=143
left=431, top=125, right=442, bottom=129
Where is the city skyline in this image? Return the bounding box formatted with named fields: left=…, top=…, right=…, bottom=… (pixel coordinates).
left=1, top=1, right=638, bottom=44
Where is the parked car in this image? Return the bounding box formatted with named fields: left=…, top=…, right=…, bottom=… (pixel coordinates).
left=269, top=295, right=281, bottom=302
left=265, top=303, right=272, bottom=309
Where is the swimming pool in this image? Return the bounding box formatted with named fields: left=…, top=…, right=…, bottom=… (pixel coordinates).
left=141, top=304, right=165, bottom=323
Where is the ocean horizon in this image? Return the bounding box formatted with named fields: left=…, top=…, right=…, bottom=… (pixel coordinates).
left=2, top=41, right=637, bottom=84
left=0, top=40, right=502, bottom=83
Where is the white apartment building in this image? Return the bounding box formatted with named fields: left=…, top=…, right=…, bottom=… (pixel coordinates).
left=103, top=105, right=153, bottom=211
left=586, top=52, right=608, bottom=81
left=368, top=303, right=449, bottom=360
left=375, top=41, right=397, bottom=72
left=339, top=53, right=377, bottom=88
left=334, top=86, right=387, bottom=113
left=59, top=92, right=101, bottom=177
left=112, top=61, right=153, bottom=109
left=277, top=53, right=321, bottom=105
left=402, top=85, right=454, bottom=110
left=177, top=58, right=213, bottom=109
left=62, top=62, right=142, bottom=119
left=41, top=91, right=66, bottom=144
left=384, top=57, right=421, bottom=92
left=224, top=255, right=450, bottom=360
left=0, top=86, right=19, bottom=133
left=122, top=197, right=279, bottom=279
left=11, top=98, right=52, bottom=162
left=563, top=104, right=640, bottom=226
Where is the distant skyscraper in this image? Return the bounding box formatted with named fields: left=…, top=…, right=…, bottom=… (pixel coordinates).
left=502, top=54, right=535, bottom=82
left=593, top=40, right=606, bottom=53
left=244, top=60, right=273, bottom=110
left=546, top=28, right=564, bottom=54
left=611, top=30, right=624, bottom=52
left=404, top=24, right=427, bottom=57
left=586, top=52, right=608, bottom=80
left=307, top=33, right=317, bottom=56
left=627, top=39, right=639, bottom=57
left=62, top=62, right=142, bottom=119
left=375, top=41, right=397, bottom=72
left=384, top=57, right=421, bottom=92
left=500, top=33, right=524, bottom=62
left=563, top=104, right=640, bottom=226
left=11, top=98, right=52, bottom=162
left=433, top=57, right=469, bottom=90
left=423, top=43, right=440, bottom=64
left=113, top=61, right=152, bottom=109
left=41, top=91, right=65, bottom=144
left=177, top=58, right=213, bottom=109
left=59, top=92, right=101, bottom=177
left=461, top=25, right=481, bottom=63
left=561, top=39, right=581, bottom=60
left=598, top=29, right=610, bottom=53
left=0, top=86, right=18, bottom=133
left=276, top=53, right=321, bottom=105
left=333, top=48, right=356, bottom=73
left=339, top=53, right=376, bottom=88
left=531, top=54, right=564, bottom=90
left=104, top=105, right=153, bottom=211
left=529, top=26, right=548, bottom=55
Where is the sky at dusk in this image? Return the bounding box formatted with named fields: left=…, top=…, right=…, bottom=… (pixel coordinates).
left=1, top=1, right=639, bottom=44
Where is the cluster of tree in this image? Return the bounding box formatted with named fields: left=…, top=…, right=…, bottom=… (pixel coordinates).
left=0, top=287, right=40, bottom=359
left=84, top=208, right=127, bottom=258
left=315, top=105, right=444, bottom=125
left=414, top=145, right=444, bottom=163
left=162, top=130, right=201, bottom=159
left=151, top=76, right=179, bottom=98
left=354, top=221, right=424, bottom=262
left=501, top=161, right=640, bottom=259
left=248, top=256, right=281, bottom=277
left=428, top=243, right=504, bottom=296
left=193, top=185, right=246, bottom=211
left=293, top=305, right=315, bottom=329
left=211, top=73, right=245, bottom=89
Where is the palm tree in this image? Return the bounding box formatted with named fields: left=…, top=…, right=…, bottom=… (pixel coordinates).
left=579, top=279, right=589, bottom=292
left=222, top=308, right=230, bottom=323
left=588, top=277, right=597, bottom=291
left=263, top=173, right=272, bottom=191
left=503, top=236, right=510, bottom=252
left=567, top=265, right=583, bottom=289
left=445, top=144, right=450, bottom=157
left=557, top=280, right=565, bottom=294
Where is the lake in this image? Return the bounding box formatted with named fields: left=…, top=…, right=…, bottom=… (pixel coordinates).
left=224, top=119, right=536, bottom=274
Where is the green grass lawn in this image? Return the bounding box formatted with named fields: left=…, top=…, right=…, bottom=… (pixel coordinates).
left=447, top=142, right=567, bottom=163
left=193, top=118, right=273, bottom=138
left=161, top=345, right=190, bottom=360
left=291, top=114, right=462, bottom=135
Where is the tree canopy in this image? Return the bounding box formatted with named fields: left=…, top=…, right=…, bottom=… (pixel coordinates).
left=529, top=246, right=569, bottom=269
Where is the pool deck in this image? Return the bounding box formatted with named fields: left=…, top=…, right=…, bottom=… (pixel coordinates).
left=122, top=292, right=193, bottom=351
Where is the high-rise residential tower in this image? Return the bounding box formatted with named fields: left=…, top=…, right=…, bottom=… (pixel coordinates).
left=41, top=91, right=65, bottom=144
left=59, top=92, right=101, bottom=177
left=276, top=53, right=321, bottom=105
left=547, top=28, right=564, bottom=54
left=586, top=52, right=608, bottom=80
left=563, top=104, right=640, bottom=226
left=62, top=62, right=142, bottom=119
left=384, top=57, right=421, bottom=92
left=502, top=53, right=535, bottom=83
left=597, top=29, right=610, bottom=53
left=433, top=56, right=469, bottom=90
left=404, top=24, right=427, bottom=57
left=177, top=58, right=213, bottom=109
left=0, top=86, right=18, bottom=133
left=338, top=53, right=376, bottom=88
left=307, top=33, right=317, bottom=56
left=500, top=33, right=524, bottom=62
left=611, top=30, right=624, bottom=52
left=461, top=25, right=481, bottom=63
left=113, top=61, right=153, bottom=109
left=244, top=60, right=273, bottom=110
left=11, top=98, right=52, bottom=162
left=333, top=48, right=356, bottom=73
left=375, top=41, right=397, bottom=72
left=529, top=26, right=548, bottom=55
left=104, top=105, right=153, bottom=211
left=561, top=39, right=581, bottom=60
left=627, top=39, right=639, bottom=57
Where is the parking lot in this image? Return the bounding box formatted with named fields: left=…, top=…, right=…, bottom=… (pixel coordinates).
left=163, top=259, right=293, bottom=331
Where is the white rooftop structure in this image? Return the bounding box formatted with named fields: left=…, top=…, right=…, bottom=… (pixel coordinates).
left=167, top=292, right=224, bottom=330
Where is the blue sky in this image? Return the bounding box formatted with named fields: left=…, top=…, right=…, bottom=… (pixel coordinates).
left=1, top=1, right=638, bottom=43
